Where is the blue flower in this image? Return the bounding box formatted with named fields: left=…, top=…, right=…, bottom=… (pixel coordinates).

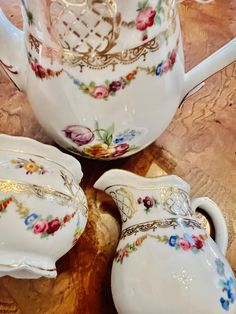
left=215, top=258, right=225, bottom=276
left=169, top=235, right=179, bottom=247
left=129, top=129, right=136, bottom=137
left=156, top=62, right=163, bottom=76
left=114, top=137, right=125, bottom=144
left=220, top=297, right=230, bottom=311
left=73, top=79, right=80, bottom=85
left=24, top=213, right=38, bottom=225
left=227, top=288, right=235, bottom=304
left=224, top=277, right=236, bottom=303
left=113, top=129, right=137, bottom=144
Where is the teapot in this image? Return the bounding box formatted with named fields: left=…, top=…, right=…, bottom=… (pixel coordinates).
left=0, top=0, right=236, bottom=160
left=94, top=169, right=236, bottom=313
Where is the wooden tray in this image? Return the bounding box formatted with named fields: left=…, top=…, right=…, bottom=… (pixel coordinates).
left=0, top=0, right=235, bottom=313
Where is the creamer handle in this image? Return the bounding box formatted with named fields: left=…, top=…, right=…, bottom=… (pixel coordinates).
left=183, top=37, right=236, bottom=98
left=191, top=197, right=228, bottom=255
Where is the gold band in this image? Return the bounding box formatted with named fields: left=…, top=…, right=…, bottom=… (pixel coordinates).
left=0, top=178, right=75, bottom=206
left=121, top=218, right=203, bottom=239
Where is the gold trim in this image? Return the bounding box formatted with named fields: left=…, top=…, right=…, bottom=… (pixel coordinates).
left=109, top=187, right=137, bottom=223
left=121, top=218, right=202, bottom=239
left=0, top=178, right=76, bottom=206
left=105, top=184, right=187, bottom=194
left=0, top=263, right=56, bottom=272
left=27, top=14, right=177, bottom=71
left=62, top=15, right=177, bottom=71
left=50, top=0, right=121, bottom=55
left=105, top=185, right=193, bottom=218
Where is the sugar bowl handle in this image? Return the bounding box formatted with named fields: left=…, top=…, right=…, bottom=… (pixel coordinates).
left=191, top=197, right=228, bottom=255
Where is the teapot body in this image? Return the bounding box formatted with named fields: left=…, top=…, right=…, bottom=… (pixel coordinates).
left=6, top=0, right=184, bottom=160
left=1, top=0, right=236, bottom=160
left=94, top=171, right=236, bottom=313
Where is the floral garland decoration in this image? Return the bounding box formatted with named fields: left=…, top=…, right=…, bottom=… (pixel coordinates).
left=28, top=52, right=62, bottom=80
left=115, top=232, right=207, bottom=263
left=215, top=258, right=236, bottom=311
left=65, top=40, right=178, bottom=100
left=122, top=0, right=167, bottom=41
left=0, top=196, right=80, bottom=239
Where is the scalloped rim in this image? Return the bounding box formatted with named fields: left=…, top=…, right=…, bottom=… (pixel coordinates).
left=0, top=134, right=83, bottom=183
left=94, top=169, right=190, bottom=193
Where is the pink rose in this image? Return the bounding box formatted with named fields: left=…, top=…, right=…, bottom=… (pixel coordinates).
left=179, top=238, right=192, bottom=251
left=116, top=248, right=127, bottom=262
left=162, top=61, right=170, bottom=73
left=63, top=125, right=95, bottom=146
left=36, top=65, right=47, bottom=79
left=47, top=218, right=61, bottom=234
left=170, top=50, right=177, bottom=65
left=92, top=85, right=110, bottom=99
left=136, top=7, right=156, bottom=31
left=30, top=63, right=37, bottom=72
left=33, top=220, right=48, bottom=234
left=113, top=143, right=129, bottom=157
left=192, top=235, right=203, bottom=249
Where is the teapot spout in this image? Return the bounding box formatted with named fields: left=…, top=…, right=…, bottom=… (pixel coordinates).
left=183, top=37, right=236, bottom=98
left=0, top=9, right=27, bottom=91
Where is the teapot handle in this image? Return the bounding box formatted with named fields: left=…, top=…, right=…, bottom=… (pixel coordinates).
left=191, top=197, right=228, bottom=255
left=0, top=9, right=26, bottom=90
left=183, top=37, right=236, bottom=98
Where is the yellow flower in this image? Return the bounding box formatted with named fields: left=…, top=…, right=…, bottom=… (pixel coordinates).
left=17, top=207, right=30, bottom=218
left=83, top=143, right=116, bottom=158
left=24, top=161, right=39, bottom=173
left=135, top=235, right=147, bottom=246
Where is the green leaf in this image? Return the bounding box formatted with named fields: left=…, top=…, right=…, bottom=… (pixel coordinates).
left=192, top=247, right=198, bottom=254
left=127, top=145, right=138, bottom=152
left=138, top=0, right=149, bottom=11
left=218, top=279, right=225, bottom=287
left=155, top=15, right=162, bottom=25
left=106, top=123, right=115, bottom=137
left=89, top=81, right=96, bottom=87
left=41, top=232, right=49, bottom=239
left=47, top=215, right=53, bottom=221
left=155, top=0, right=162, bottom=11
left=105, top=80, right=110, bottom=86
left=153, top=197, right=159, bottom=207
left=94, top=120, right=104, bottom=141
left=102, top=123, right=115, bottom=146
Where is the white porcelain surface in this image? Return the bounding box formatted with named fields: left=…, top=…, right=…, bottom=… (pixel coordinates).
left=0, top=134, right=88, bottom=279
left=94, top=170, right=236, bottom=314
left=0, top=1, right=236, bottom=160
